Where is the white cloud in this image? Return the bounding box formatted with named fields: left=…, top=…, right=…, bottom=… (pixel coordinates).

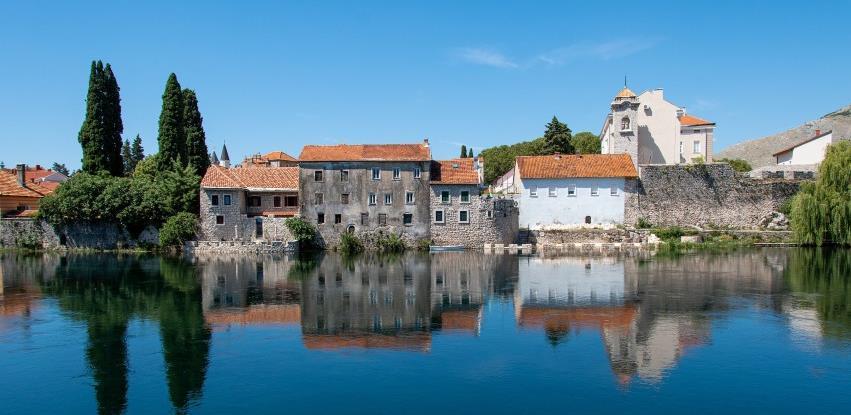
left=536, top=38, right=660, bottom=66
left=456, top=48, right=519, bottom=68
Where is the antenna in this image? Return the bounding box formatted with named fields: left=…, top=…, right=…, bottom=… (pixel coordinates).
left=624, top=75, right=628, bottom=87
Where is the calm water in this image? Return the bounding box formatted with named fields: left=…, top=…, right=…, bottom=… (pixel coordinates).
left=1, top=249, right=850, bottom=414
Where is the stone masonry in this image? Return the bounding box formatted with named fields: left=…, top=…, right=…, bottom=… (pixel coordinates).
left=429, top=184, right=518, bottom=248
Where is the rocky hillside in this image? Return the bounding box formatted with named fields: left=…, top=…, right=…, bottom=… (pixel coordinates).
left=716, top=104, right=851, bottom=167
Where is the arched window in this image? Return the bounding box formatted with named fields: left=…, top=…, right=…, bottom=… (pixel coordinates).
left=620, top=117, right=630, bottom=131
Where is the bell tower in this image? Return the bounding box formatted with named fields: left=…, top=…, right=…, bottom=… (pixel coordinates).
left=609, top=85, right=640, bottom=166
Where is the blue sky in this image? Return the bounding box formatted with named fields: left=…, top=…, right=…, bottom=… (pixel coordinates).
left=2, top=1, right=850, bottom=169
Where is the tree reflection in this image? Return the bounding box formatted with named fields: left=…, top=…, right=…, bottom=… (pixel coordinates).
left=784, top=248, right=851, bottom=340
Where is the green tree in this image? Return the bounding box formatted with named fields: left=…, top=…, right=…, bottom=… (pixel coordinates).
left=718, top=158, right=752, bottom=173
left=121, top=139, right=133, bottom=175
left=479, top=137, right=547, bottom=184
left=51, top=162, right=70, bottom=176
left=182, top=89, right=210, bottom=176
left=790, top=141, right=851, bottom=246
left=78, top=61, right=109, bottom=174
left=158, top=74, right=185, bottom=169
left=541, top=116, right=573, bottom=155
left=468, top=147, right=474, bottom=158
left=103, top=64, right=124, bottom=176
left=460, top=145, right=467, bottom=158
left=129, top=134, right=145, bottom=173
left=572, top=131, right=601, bottom=154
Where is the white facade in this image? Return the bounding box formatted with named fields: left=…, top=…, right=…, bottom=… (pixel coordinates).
left=517, top=177, right=626, bottom=229
left=774, top=131, right=837, bottom=165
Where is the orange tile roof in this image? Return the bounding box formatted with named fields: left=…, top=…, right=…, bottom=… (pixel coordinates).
left=440, top=308, right=482, bottom=332
left=0, top=170, right=51, bottom=198
left=299, top=143, right=431, bottom=162
left=263, top=151, right=298, bottom=162
left=200, top=165, right=299, bottom=190
left=431, top=158, right=479, bottom=184
left=302, top=332, right=431, bottom=352
left=678, top=114, right=715, bottom=127
left=517, top=305, right=637, bottom=330
left=205, top=304, right=301, bottom=326
left=516, top=154, right=638, bottom=179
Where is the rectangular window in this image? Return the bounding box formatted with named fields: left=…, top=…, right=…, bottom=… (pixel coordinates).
left=273, top=196, right=281, bottom=207
left=368, top=193, right=377, bottom=205
left=361, top=212, right=369, bottom=226
left=434, top=209, right=445, bottom=223
left=285, top=195, right=298, bottom=206
left=591, top=186, right=599, bottom=197
left=548, top=187, right=557, bottom=197
left=530, top=187, right=538, bottom=198
left=459, top=210, right=469, bottom=223
left=314, top=193, right=323, bottom=205
left=317, top=213, right=325, bottom=224
left=248, top=196, right=261, bottom=207
left=405, top=191, right=414, bottom=204
left=413, top=167, right=421, bottom=178
left=403, top=213, right=413, bottom=225
left=393, top=168, right=401, bottom=180
left=693, top=140, right=701, bottom=154
left=460, top=190, right=470, bottom=203
left=384, top=193, right=393, bottom=205
left=567, top=184, right=576, bottom=197
left=341, top=193, right=350, bottom=204
left=340, top=170, right=349, bottom=182
left=211, top=195, right=219, bottom=206
left=487, top=210, right=493, bottom=219
left=223, top=194, right=232, bottom=205
left=216, top=215, right=224, bottom=225
left=378, top=213, right=387, bottom=226
left=610, top=187, right=619, bottom=196
left=314, top=170, right=323, bottom=182
left=372, top=168, right=380, bottom=180
left=334, top=214, right=342, bottom=224
left=441, top=190, right=450, bottom=204
left=680, top=141, right=684, bottom=155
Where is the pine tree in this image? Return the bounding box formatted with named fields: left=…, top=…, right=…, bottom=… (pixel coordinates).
left=542, top=116, right=573, bottom=155
left=460, top=145, right=467, bottom=158
left=51, top=162, right=70, bottom=176
left=122, top=139, right=133, bottom=175
left=158, top=73, right=185, bottom=169
left=130, top=134, right=145, bottom=169
left=182, top=89, right=210, bottom=176
left=103, top=64, right=124, bottom=176
left=78, top=61, right=109, bottom=174
left=468, top=147, right=474, bottom=158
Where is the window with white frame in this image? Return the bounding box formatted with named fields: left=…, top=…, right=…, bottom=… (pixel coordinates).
left=458, top=210, right=469, bottom=224
left=223, top=194, right=232, bottom=205
left=216, top=215, right=224, bottom=225
left=530, top=186, right=538, bottom=198
left=460, top=190, right=470, bottom=203
left=441, top=190, right=450, bottom=204
left=413, top=167, right=421, bottom=178
left=392, top=168, right=401, bottom=180
left=548, top=187, right=557, bottom=197
left=591, top=186, right=599, bottom=196
left=486, top=210, right=493, bottom=219
left=434, top=209, right=445, bottom=223
left=610, top=187, right=619, bottom=196
left=384, top=193, right=393, bottom=205
left=368, top=193, right=377, bottom=205
left=372, top=168, right=380, bottom=180
left=403, top=213, right=413, bottom=225
left=405, top=191, right=414, bottom=204
left=621, top=117, right=630, bottom=131
left=567, top=184, right=576, bottom=197
left=693, top=140, right=701, bottom=154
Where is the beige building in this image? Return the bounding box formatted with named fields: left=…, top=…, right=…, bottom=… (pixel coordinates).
left=601, top=87, right=715, bottom=166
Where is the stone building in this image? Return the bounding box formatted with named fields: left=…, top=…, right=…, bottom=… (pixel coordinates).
left=0, top=164, right=55, bottom=218
left=429, top=157, right=518, bottom=247
left=297, top=141, right=433, bottom=248
left=241, top=151, right=299, bottom=168
left=199, top=164, right=299, bottom=242
left=600, top=87, right=715, bottom=166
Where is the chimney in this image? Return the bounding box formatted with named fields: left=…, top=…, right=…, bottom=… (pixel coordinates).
left=423, top=137, right=429, bottom=147
left=16, top=164, right=26, bottom=187
left=815, top=129, right=821, bottom=137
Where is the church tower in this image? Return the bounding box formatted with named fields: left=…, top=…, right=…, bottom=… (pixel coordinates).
left=609, top=86, right=640, bottom=166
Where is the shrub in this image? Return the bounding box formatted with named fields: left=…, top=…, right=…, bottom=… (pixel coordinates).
left=285, top=217, right=317, bottom=246
left=719, top=158, right=752, bottom=173
left=339, top=232, right=364, bottom=254
left=636, top=217, right=653, bottom=229
left=652, top=226, right=697, bottom=241
left=376, top=233, right=406, bottom=253
left=416, top=239, right=432, bottom=251
left=790, top=141, right=851, bottom=246
left=158, top=213, right=198, bottom=248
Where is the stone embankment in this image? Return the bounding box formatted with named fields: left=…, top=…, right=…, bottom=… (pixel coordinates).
left=0, top=218, right=158, bottom=250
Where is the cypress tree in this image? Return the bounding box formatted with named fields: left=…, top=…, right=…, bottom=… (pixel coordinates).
left=542, top=116, right=573, bottom=155
left=158, top=74, right=185, bottom=169
left=130, top=134, right=145, bottom=168
left=122, top=139, right=133, bottom=175
left=78, top=61, right=109, bottom=174
left=460, top=145, right=467, bottom=158
left=468, top=147, right=474, bottom=158
left=182, top=89, right=210, bottom=176
left=103, top=64, right=124, bottom=176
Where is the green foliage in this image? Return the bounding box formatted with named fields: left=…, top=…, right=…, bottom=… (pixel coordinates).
left=158, top=73, right=186, bottom=169
left=159, top=213, right=198, bottom=248
left=691, top=155, right=705, bottom=164
left=460, top=145, right=467, bottom=158
left=783, top=248, right=851, bottom=338
left=78, top=61, right=109, bottom=174
left=51, top=162, right=70, bottom=176
left=376, top=233, right=406, bottom=253
left=122, top=134, right=145, bottom=175
left=778, top=197, right=794, bottom=216
left=339, top=232, right=364, bottom=254
left=718, top=157, right=752, bottom=173
left=468, top=147, right=474, bottom=158
left=636, top=217, right=653, bottom=229
left=572, top=131, right=601, bottom=154
left=285, top=217, right=317, bottom=246
left=480, top=136, right=546, bottom=184
left=103, top=63, right=124, bottom=176
left=651, top=226, right=697, bottom=241
left=183, top=89, right=210, bottom=177
left=416, top=238, right=432, bottom=251
left=542, top=116, right=573, bottom=155
left=790, top=141, right=851, bottom=246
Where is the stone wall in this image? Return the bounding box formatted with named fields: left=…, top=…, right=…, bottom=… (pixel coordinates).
left=429, top=185, right=518, bottom=248
left=528, top=228, right=653, bottom=245
left=0, top=218, right=158, bottom=250
left=625, top=164, right=801, bottom=229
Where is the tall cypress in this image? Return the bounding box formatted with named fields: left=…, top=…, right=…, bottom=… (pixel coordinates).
left=103, top=64, right=124, bottom=176
left=468, top=147, right=474, bottom=158
left=157, top=74, right=185, bottom=169
left=460, top=145, right=467, bottom=158
left=78, top=61, right=109, bottom=174
left=182, top=89, right=209, bottom=176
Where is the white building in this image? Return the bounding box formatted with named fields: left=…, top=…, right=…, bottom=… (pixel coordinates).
left=773, top=129, right=842, bottom=165
left=600, top=87, right=715, bottom=166
left=513, top=154, right=638, bottom=229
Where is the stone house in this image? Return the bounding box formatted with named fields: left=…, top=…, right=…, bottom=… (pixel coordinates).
left=199, top=164, right=299, bottom=241
left=514, top=154, right=638, bottom=229
left=429, top=157, right=518, bottom=247
left=600, top=87, right=715, bottom=166
left=0, top=164, right=55, bottom=218
left=241, top=151, right=299, bottom=168
left=297, top=141, right=433, bottom=247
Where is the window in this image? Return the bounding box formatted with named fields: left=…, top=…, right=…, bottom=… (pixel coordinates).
left=378, top=213, right=387, bottom=226
left=567, top=184, right=576, bottom=197
left=314, top=193, right=324, bottom=205
left=694, top=129, right=701, bottom=133
left=393, top=168, right=401, bottom=180
left=679, top=141, right=684, bottom=155
left=361, top=212, right=369, bottom=225
left=530, top=187, right=538, bottom=198
left=216, top=215, right=224, bottom=225
left=693, top=140, right=701, bottom=154
left=441, top=190, right=450, bottom=204
left=413, top=167, right=421, bottom=178
left=384, top=193, right=393, bottom=205
left=610, top=187, right=619, bottom=196
left=403, top=213, right=413, bottom=225
left=548, top=187, right=557, bottom=197
left=340, top=170, right=349, bottom=182
left=341, top=193, right=350, bottom=204
left=434, top=209, right=445, bottom=223
left=591, top=186, right=599, bottom=196
left=314, top=170, right=323, bottom=182
left=459, top=210, right=469, bottom=223
left=273, top=196, right=281, bottom=207
left=285, top=195, right=298, bottom=207
left=334, top=214, right=342, bottom=224
left=372, top=168, right=380, bottom=180
left=404, top=191, right=414, bottom=205
left=223, top=194, right=232, bottom=205
left=368, top=193, right=377, bottom=205
left=621, top=117, right=630, bottom=131
left=461, top=190, right=470, bottom=203
left=487, top=210, right=493, bottom=219
left=317, top=213, right=325, bottom=224
left=248, top=196, right=261, bottom=207
left=211, top=195, right=219, bottom=206
left=585, top=216, right=592, bottom=224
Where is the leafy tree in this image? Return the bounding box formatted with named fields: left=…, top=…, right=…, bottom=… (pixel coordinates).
left=182, top=89, right=210, bottom=176
left=790, top=141, right=851, bottom=246
left=572, top=132, right=601, bottom=154
left=479, top=136, right=547, bottom=184
left=541, top=116, right=573, bottom=155
left=51, top=162, right=70, bottom=176
left=103, top=63, right=124, bottom=176
left=121, top=139, right=133, bottom=175
left=78, top=61, right=109, bottom=174
left=158, top=74, right=185, bottom=169
left=460, top=145, right=467, bottom=158
left=718, top=158, right=752, bottom=173
left=159, top=213, right=199, bottom=247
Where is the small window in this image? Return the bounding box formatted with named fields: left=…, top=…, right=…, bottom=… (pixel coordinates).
left=441, top=190, right=450, bottom=204
left=405, top=191, right=414, bottom=204
left=223, top=194, right=232, bottom=205
left=317, top=213, right=325, bottom=224
left=341, top=193, right=350, bottom=204
left=487, top=210, right=493, bottom=219
left=679, top=141, right=684, bottom=155
left=378, top=213, right=387, bottom=226
left=216, top=215, right=224, bottom=225
left=694, top=129, right=701, bottom=133
left=548, top=187, right=557, bottom=197
left=530, top=187, right=538, bottom=198
left=693, top=140, right=701, bottom=154
left=248, top=196, right=261, bottom=207
left=591, top=186, right=599, bottom=197
left=403, top=213, right=413, bottom=225
left=285, top=195, right=298, bottom=207
left=368, top=193, right=377, bottom=205
left=585, top=215, right=592, bottom=224
left=393, top=168, right=401, bottom=180
left=567, top=184, right=576, bottom=197
left=273, top=196, right=281, bottom=207
left=610, top=187, right=619, bottom=196
left=460, top=190, right=470, bottom=203
left=211, top=195, right=219, bottom=206
left=372, top=168, right=380, bottom=180
left=314, top=170, right=323, bottom=182
left=621, top=117, right=630, bottom=131
left=314, top=193, right=324, bottom=205
left=334, top=214, right=342, bottom=224
left=434, top=210, right=445, bottom=223
left=459, top=210, right=469, bottom=224
left=340, top=170, right=349, bottom=182
left=361, top=212, right=369, bottom=226
left=413, top=167, right=421, bottom=178
left=384, top=193, right=393, bottom=205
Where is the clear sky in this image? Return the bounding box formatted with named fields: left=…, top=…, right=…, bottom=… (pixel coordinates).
left=2, top=1, right=850, bottom=169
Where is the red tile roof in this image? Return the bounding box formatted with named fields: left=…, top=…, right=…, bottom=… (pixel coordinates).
left=431, top=158, right=480, bottom=184
left=772, top=129, right=833, bottom=156
left=201, top=165, right=299, bottom=190
left=263, top=151, right=298, bottom=162
left=0, top=170, right=52, bottom=198
left=299, top=143, right=431, bottom=162
left=516, top=154, right=638, bottom=179
left=679, top=114, right=715, bottom=127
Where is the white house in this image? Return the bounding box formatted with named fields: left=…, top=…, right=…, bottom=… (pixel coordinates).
left=600, top=87, right=715, bottom=166
left=514, top=154, right=638, bottom=229
left=773, top=130, right=842, bottom=165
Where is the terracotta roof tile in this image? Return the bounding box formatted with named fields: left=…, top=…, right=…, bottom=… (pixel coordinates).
left=201, top=165, right=299, bottom=190
left=614, top=86, right=637, bottom=99
left=430, top=158, right=479, bottom=184
left=299, top=143, right=431, bottom=162
left=263, top=151, right=298, bottom=162
left=516, top=154, right=638, bottom=179
left=679, top=114, right=715, bottom=127
left=0, top=170, right=51, bottom=198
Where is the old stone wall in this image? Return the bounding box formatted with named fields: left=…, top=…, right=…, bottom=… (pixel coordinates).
left=0, top=218, right=158, bottom=250
left=429, top=185, right=518, bottom=248
left=625, top=164, right=801, bottom=229
left=528, top=228, right=653, bottom=245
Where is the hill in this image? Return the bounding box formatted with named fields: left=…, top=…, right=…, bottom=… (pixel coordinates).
left=716, top=104, right=851, bottom=167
